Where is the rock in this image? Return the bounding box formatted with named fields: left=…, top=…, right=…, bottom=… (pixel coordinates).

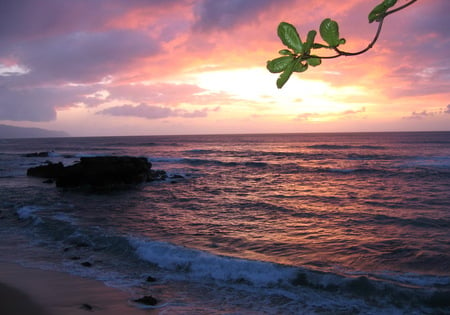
left=27, top=162, right=64, bottom=178
left=133, top=295, right=158, bottom=306
left=80, top=303, right=93, bottom=311
left=23, top=151, right=50, bottom=157
left=26, top=156, right=167, bottom=191
left=56, top=156, right=152, bottom=188
left=146, top=276, right=157, bottom=283
left=149, top=169, right=168, bottom=181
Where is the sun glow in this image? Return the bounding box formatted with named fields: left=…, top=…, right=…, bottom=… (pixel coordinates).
left=189, top=67, right=369, bottom=118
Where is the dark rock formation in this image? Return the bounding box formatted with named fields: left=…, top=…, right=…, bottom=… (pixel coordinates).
left=23, top=151, right=51, bottom=157
left=27, top=162, right=64, bottom=178
left=56, top=156, right=152, bottom=188
left=146, top=276, right=157, bottom=283
left=80, top=303, right=93, bottom=311
left=133, top=295, right=158, bottom=306
left=26, top=156, right=167, bottom=191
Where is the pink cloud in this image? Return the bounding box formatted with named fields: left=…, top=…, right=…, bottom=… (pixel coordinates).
left=106, top=83, right=242, bottom=107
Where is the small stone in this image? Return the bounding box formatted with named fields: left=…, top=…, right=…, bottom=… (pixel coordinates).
left=80, top=303, right=93, bottom=311
left=146, top=276, right=157, bottom=282
left=133, top=295, right=158, bottom=306
left=81, top=261, right=92, bottom=267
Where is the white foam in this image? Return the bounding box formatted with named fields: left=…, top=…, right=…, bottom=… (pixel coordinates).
left=51, top=213, right=78, bottom=224
left=16, top=205, right=42, bottom=219
left=16, top=205, right=44, bottom=225
left=129, top=237, right=296, bottom=286
left=149, top=157, right=185, bottom=163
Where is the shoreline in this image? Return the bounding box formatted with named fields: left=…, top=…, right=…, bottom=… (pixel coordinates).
left=0, top=262, right=151, bottom=315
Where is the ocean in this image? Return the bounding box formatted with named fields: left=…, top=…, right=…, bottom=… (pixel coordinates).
left=0, top=132, right=449, bottom=314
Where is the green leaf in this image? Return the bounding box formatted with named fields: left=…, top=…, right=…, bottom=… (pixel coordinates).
left=278, top=49, right=293, bottom=56
left=339, top=38, right=346, bottom=45
left=368, top=0, right=397, bottom=23
left=276, top=59, right=298, bottom=88
left=307, top=57, right=321, bottom=67
left=277, top=22, right=303, bottom=54
left=303, top=30, right=317, bottom=54
left=267, top=56, right=294, bottom=73
left=319, top=18, right=340, bottom=47
left=294, top=61, right=308, bottom=72
left=312, top=43, right=329, bottom=49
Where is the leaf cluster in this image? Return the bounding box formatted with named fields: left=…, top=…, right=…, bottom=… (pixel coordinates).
left=267, top=19, right=344, bottom=89
left=267, top=0, right=410, bottom=88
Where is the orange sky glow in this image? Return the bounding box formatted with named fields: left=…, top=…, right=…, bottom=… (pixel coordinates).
left=0, top=0, right=449, bottom=136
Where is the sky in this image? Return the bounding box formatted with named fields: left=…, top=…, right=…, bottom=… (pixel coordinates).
left=0, top=0, right=449, bottom=136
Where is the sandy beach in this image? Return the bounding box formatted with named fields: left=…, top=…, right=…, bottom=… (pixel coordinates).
left=0, top=262, right=151, bottom=315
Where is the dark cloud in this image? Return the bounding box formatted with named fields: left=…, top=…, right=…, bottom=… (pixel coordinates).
left=0, top=0, right=186, bottom=42
left=403, top=110, right=434, bottom=120
left=405, top=1, right=450, bottom=38
left=5, top=30, right=160, bottom=86
left=403, top=105, right=450, bottom=120
left=193, top=0, right=293, bottom=31
left=0, top=85, right=100, bottom=121
left=97, top=103, right=220, bottom=119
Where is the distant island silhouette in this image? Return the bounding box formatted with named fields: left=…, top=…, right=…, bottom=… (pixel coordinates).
left=0, top=124, right=69, bottom=138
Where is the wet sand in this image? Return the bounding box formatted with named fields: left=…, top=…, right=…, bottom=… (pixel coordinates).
left=0, top=262, right=151, bottom=315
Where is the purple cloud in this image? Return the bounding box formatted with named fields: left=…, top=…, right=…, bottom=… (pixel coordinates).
left=0, top=85, right=98, bottom=121
left=193, top=0, right=294, bottom=31
left=406, top=1, right=450, bottom=38
left=4, top=30, right=160, bottom=86
left=97, top=103, right=220, bottom=119
left=403, top=105, right=450, bottom=120
left=0, top=0, right=187, bottom=42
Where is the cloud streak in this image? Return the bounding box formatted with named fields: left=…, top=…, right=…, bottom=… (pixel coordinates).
left=97, top=103, right=220, bottom=119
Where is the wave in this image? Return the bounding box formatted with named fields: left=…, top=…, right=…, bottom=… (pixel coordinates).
left=16, top=205, right=43, bottom=222
left=11, top=205, right=450, bottom=312
left=150, top=157, right=268, bottom=168
left=130, top=237, right=297, bottom=286
left=403, top=156, right=450, bottom=169
left=128, top=236, right=450, bottom=312
left=307, top=144, right=386, bottom=150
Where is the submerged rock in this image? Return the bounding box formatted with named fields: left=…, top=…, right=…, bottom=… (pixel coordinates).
left=133, top=295, right=158, bottom=306
left=22, top=151, right=51, bottom=157
left=26, top=156, right=167, bottom=191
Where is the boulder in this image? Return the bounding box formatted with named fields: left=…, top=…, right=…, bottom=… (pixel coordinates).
left=27, top=162, right=64, bottom=178
left=56, top=156, right=152, bottom=188
left=26, top=156, right=166, bottom=191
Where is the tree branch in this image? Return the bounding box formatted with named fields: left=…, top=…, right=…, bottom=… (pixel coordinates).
left=311, top=0, right=417, bottom=59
